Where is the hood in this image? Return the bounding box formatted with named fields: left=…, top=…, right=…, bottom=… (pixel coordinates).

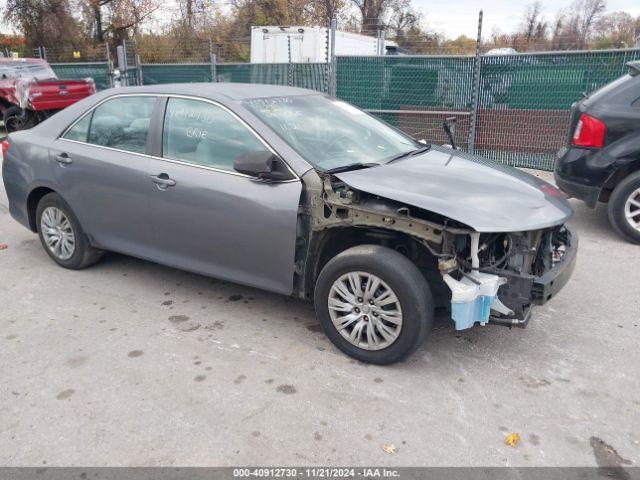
left=334, top=145, right=573, bottom=232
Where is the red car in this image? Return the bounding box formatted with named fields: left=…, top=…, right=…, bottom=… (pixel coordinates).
left=0, top=58, right=96, bottom=132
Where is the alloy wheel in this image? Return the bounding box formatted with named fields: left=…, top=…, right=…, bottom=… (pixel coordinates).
left=327, top=271, right=403, bottom=351
left=624, top=187, right=640, bottom=231
left=41, top=206, right=76, bottom=260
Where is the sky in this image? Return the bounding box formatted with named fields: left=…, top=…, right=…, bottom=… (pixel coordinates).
left=1, top=0, right=639, bottom=39
left=415, top=0, right=640, bottom=39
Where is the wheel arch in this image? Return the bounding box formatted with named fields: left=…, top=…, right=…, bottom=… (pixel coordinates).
left=298, top=225, right=441, bottom=301
left=26, top=186, right=57, bottom=232
left=601, top=157, right=640, bottom=201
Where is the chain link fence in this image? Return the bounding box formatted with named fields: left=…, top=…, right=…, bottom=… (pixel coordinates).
left=337, top=49, right=640, bottom=170
left=474, top=48, right=640, bottom=169
left=43, top=40, right=640, bottom=171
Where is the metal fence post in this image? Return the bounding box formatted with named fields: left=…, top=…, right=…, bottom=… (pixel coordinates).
left=116, top=44, right=127, bottom=87
left=105, top=42, right=114, bottom=88
left=209, top=39, right=217, bottom=82
left=287, top=35, right=293, bottom=87
left=136, top=53, right=143, bottom=86
left=329, top=18, right=337, bottom=97
left=41, top=46, right=47, bottom=61
left=467, top=9, right=483, bottom=154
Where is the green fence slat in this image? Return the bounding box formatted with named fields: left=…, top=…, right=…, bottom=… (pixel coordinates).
left=50, top=62, right=111, bottom=90
left=141, top=63, right=212, bottom=84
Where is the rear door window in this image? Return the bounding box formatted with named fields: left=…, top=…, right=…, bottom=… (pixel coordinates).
left=86, top=96, right=156, bottom=154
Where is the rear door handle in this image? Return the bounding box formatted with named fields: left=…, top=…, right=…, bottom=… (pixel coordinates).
left=55, top=153, right=73, bottom=166
left=150, top=174, right=176, bottom=189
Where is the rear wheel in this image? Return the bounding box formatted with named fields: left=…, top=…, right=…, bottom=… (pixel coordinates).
left=314, top=245, right=434, bottom=364
left=36, top=193, right=103, bottom=269
left=3, top=106, right=30, bottom=133
left=608, top=171, right=640, bottom=244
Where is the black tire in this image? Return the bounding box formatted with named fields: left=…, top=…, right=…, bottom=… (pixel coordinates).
left=3, top=106, right=28, bottom=133
left=36, top=192, right=103, bottom=269
left=314, top=244, right=434, bottom=365
left=608, top=171, right=640, bottom=244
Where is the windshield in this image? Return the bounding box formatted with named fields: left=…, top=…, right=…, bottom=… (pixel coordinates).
left=0, top=61, right=58, bottom=81
left=244, top=95, right=419, bottom=170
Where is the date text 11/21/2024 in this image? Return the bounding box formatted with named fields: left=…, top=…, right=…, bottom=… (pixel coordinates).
left=232, top=468, right=401, bottom=478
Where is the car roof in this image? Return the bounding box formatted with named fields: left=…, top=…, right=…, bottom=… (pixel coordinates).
left=109, top=83, right=321, bottom=101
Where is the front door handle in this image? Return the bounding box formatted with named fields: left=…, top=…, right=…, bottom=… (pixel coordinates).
left=150, top=173, right=176, bottom=189
left=55, top=153, right=73, bottom=166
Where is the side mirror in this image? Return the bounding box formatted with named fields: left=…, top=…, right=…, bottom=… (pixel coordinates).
left=233, top=150, right=293, bottom=181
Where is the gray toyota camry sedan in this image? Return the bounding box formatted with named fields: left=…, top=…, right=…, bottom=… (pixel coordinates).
left=2, top=83, right=577, bottom=364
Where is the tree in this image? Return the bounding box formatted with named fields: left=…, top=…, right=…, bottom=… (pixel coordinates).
left=387, top=4, right=440, bottom=53
left=349, top=0, right=390, bottom=36
left=594, top=11, right=640, bottom=48
left=79, top=0, right=160, bottom=44
left=521, top=1, right=547, bottom=45
left=552, top=0, right=607, bottom=48
left=307, top=0, right=350, bottom=26
left=4, top=0, right=83, bottom=48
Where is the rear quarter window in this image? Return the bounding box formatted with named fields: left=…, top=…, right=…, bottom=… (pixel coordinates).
left=63, top=113, right=92, bottom=142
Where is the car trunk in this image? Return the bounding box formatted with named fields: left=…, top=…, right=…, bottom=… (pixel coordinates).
left=29, top=79, right=95, bottom=111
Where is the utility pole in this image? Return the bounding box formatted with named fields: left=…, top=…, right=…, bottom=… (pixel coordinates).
left=467, top=9, right=483, bottom=154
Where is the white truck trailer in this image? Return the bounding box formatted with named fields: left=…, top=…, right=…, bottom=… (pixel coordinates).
left=250, top=26, right=397, bottom=63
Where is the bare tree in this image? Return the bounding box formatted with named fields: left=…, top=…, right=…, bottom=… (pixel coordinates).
left=387, top=3, right=440, bottom=52
left=4, top=0, right=83, bottom=48
left=350, top=0, right=390, bottom=36
left=524, top=1, right=548, bottom=42
left=80, top=0, right=160, bottom=43
left=594, top=11, right=640, bottom=47
left=552, top=0, right=606, bottom=48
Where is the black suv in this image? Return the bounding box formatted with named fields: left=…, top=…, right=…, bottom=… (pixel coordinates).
left=555, top=61, right=640, bottom=243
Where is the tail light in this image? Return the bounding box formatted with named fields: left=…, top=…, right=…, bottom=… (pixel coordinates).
left=1, top=139, right=9, bottom=157
left=572, top=113, right=606, bottom=148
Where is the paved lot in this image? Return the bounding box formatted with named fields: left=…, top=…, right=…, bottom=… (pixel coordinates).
left=0, top=163, right=639, bottom=468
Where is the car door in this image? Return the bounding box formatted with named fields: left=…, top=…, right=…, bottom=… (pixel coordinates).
left=145, top=96, right=302, bottom=295
left=49, top=94, right=158, bottom=257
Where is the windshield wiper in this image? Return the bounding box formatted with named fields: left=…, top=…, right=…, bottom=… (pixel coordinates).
left=386, top=145, right=431, bottom=164
left=324, top=162, right=380, bottom=174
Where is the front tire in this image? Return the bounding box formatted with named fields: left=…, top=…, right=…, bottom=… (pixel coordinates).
left=36, top=192, right=102, bottom=269
left=314, top=245, right=434, bottom=364
left=608, top=171, right=640, bottom=244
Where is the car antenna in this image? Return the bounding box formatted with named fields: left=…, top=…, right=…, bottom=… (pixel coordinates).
left=442, top=116, right=457, bottom=150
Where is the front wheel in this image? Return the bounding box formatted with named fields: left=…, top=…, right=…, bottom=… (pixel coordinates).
left=608, top=171, right=640, bottom=244
left=314, top=245, right=434, bottom=364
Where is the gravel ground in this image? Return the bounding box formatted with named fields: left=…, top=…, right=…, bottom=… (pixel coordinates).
left=0, top=162, right=639, bottom=468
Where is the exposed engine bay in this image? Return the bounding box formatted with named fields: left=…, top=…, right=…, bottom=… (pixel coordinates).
left=295, top=170, right=577, bottom=330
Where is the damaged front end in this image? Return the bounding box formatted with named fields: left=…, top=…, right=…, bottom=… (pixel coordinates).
left=298, top=170, right=577, bottom=331
left=439, top=225, right=577, bottom=329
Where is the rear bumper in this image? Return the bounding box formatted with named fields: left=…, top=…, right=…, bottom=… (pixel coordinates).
left=554, top=173, right=600, bottom=208
left=554, top=146, right=612, bottom=208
